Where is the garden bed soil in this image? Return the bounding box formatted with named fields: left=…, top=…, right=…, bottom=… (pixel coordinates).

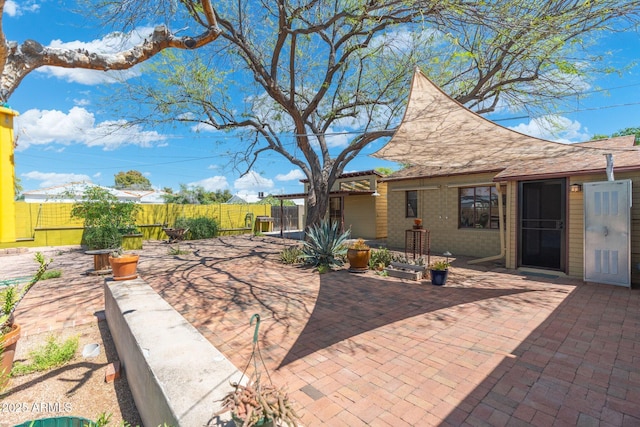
left=0, top=321, right=141, bottom=427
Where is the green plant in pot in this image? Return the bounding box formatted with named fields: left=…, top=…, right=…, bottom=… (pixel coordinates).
left=0, top=253, right=52, bottom=389
left=70, top=186, right=141, bottom=250
left=428, top=260, right=451, bottom=286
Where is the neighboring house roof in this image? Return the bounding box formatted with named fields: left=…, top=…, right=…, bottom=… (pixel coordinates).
left=226, top=195, right=248, bottom=204
left=22, top=182, right=167, bottom=203
left=124, top=190, right=169, bottom=203
left=373, top=68, right=608, bottom=168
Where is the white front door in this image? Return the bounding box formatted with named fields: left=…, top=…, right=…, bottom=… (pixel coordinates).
left=584, top=180, right=632, bottom=287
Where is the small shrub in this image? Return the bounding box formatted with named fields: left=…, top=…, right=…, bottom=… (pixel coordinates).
left=369, top=247, right=393, bottom=270
left=301, top=220, right=350, bottom=270
left=429, top=260, right=451, bottom=270
left=41, top=270, right=62, bottom=280
left=280, top=246, right=303, bottom=264
left=167, top=245, right=190, bottom=256
left=83, top=224, right=122, bottom=250
left=11, top=335, right=79, bottom=376
left=174, top=216, right=220, bottom=240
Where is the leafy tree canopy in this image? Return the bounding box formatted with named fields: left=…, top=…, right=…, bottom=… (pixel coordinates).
left=256, top=195, right=296, bottom=206
left=118, top=0, right=640, bottom=228
left=592, top=127, right=640, bottom=144
left=163, top=184, right=232, bottom=204
left=114, top=170, right=152, bottom=190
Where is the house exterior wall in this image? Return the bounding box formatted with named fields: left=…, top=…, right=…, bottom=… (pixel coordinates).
left=302, top=174, right=387, bottom=239
left=375, top=182, right=388, bottom=239
left=503, top=172, right=640, bottom=286
left=386, top=173, right=502, bottom=257
left=344, top=196, right=376, bottom=239
left=565, top=172, right=640, bottom=286
left=504, top=181, right=518, bottom=270
left=340, top=182, right=387, bottom=240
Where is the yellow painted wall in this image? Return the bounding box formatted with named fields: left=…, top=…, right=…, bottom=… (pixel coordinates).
left=0, top=202, right=271, bottom=249
left=0, top=107, right=19, bottom=243
left=375, top=182, right=388, bottom=239
left=344, top=196, right=377, bottom=239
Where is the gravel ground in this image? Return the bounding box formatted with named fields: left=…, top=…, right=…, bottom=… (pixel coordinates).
left=0, top=321, right=141, bottom=427
left=0, top=247, right=142, bottom=427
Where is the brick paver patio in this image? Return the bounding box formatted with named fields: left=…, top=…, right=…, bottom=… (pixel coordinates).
left=4, top=235, right=640, bottom=426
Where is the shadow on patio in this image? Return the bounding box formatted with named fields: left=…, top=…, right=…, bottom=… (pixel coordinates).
left=278, top=272, right=537, bottom=369
left=439, top=281, right=640, bottom=426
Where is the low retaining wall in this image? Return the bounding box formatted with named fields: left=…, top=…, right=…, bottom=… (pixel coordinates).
left=104, top=278, right=241, bottom=427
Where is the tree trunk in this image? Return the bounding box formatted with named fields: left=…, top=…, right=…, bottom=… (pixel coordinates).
left=304, top=175, right=332, bottom=230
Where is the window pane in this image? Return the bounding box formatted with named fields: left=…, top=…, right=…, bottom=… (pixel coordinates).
left=459, top=188, right=475, bottom=228
left=459, top=186, right=503, bottom=229
left=476, top=187, right=490, bottom=228
left=406, top=190, right=417, bottom=218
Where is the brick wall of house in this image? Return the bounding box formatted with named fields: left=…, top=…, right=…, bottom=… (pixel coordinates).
left=386, top=172, right=502, bottom=259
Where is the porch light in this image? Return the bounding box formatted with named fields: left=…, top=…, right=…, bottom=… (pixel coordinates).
left=372, top=191, right=380, bottom=197
left=570, top=183, right=582, bottom=193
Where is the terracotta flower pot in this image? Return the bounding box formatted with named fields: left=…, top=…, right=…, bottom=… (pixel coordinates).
left=347, top=248, right=370, bottom=273
left=1, top=323, right=21, bottom=376
left=109, top=254, right=140, bottom=281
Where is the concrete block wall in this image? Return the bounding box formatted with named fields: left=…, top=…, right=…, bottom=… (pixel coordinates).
left=104, top=278, right=240, bottom=427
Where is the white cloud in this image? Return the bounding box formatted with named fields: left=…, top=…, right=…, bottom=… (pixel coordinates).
left=232, top=171, right=275, bottom=202
left=275, top=169, right=305, bottom=181
left=187, top=176, right=229, bottom=191
left=236, top=191, right=260, bottom=203
left=4, top=0, right=39, bottom=17
left=15, top=107, right=168, bottom=151
left=191, top=122, right=219, bottom=133
left=509, top=115, right=590, bottom=143
left=34, top=27, right=157, bottom=85
left=22, top=171, right=92, bottom=188
left=73, top=98, right=91, bottom=107
left=234, top=171, right=274, bottom=192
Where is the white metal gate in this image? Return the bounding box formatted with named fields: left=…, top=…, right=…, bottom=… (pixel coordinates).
left=584, top=180, right=632, bottom=287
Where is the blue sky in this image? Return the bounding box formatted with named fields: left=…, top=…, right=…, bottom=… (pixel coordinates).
left=6, top=1, right=640, bottom=202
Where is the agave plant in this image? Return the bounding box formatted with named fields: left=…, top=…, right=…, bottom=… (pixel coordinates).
left=301, top=220, right=350, bottom=270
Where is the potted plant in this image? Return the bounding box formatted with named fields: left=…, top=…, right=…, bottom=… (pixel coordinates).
left=1, top=253, right=51, bottom=383
left=429, top=260, right=451, bottom=286
left=108, top=248, right=140, bottom=281
left=346, top=238, right=371, bottom=273
left=413, top=218, right=423, bottom=229
left=70, top=186, right=142, bottom=251
left=219, top=377, right=300, bottom=427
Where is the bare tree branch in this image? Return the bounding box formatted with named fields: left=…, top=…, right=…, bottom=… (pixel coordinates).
left=0, top=0, right=221, bottom=102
